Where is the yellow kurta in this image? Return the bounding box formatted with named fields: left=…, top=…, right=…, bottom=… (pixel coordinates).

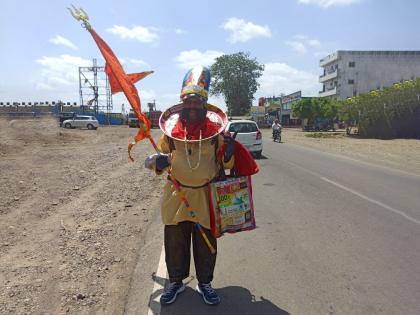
left=157, top=133, right=234, bottom=229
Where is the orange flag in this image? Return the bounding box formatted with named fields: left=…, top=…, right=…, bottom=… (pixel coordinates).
left=88, top=28, right=153, bottom=160
left=105, top=63, right=153, bottom=94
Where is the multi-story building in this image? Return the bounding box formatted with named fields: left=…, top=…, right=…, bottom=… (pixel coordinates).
left=319, top=51, right=420, bottom=100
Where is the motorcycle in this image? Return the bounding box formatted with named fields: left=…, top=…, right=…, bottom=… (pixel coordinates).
left=273, top=129, right=281, bottom=143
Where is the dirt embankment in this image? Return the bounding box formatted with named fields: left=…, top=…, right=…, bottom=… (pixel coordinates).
left=266, top=128, right=420, bottom=175
left=0, top=118, right=164, bottom=314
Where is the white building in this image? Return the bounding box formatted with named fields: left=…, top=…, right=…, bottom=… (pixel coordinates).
left=319, top=51, right=420, bottom=100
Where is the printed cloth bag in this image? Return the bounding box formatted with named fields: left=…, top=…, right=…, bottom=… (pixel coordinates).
left=208, top=176, right=256, bottom=238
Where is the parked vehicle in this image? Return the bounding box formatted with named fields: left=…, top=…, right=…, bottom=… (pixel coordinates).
left=128, top=111, right=139, bottom=128
left=58, top=112, right=76, bottom=127
left=303, top=118, right=335, bottom=131
left=62, top=115, right=99, bottom=130
left=225, top=120, right=263, bottom=158
left=314, top=120, right=334, bottom=131
left=129, top=110, right=162, bottom=128
left=148, top=110, right=162, bottom=128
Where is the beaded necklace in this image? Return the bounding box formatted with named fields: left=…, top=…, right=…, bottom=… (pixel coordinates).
left=184, top=128, right=202, bottom=171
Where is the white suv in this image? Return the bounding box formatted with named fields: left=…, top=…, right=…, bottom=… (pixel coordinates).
left=62, top=115, right=99, bottom=130
left=226, top=120, right=263, bottom=158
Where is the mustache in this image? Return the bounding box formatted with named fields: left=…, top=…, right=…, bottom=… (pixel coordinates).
left=181, top=108, right=207, bottom=121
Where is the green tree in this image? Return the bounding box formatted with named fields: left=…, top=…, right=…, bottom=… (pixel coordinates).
left=292, top=97, right=339, bottom=122
left=338, top=97, right=359, bottom=122
left=292, top=98, right=313, bottom=120
left=320, top=99, right=340, bottom=120
left=210, top=52, right=264, bottom=116
left=337, top=78, right=420, bottom=138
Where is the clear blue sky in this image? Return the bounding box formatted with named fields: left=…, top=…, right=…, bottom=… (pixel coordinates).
left=1, top=0, right=420, bottom=112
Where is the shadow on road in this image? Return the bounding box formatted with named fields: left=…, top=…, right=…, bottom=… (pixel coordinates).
left=149, top=283, right=290, bottom=315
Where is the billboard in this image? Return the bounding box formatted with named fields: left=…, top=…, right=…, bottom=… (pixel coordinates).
left=281, top=91, right=301, bottom=105
left=250, top=106, right=265, bottom=117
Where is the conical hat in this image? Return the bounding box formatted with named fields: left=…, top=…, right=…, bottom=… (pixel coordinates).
left=159, top=103, right=228, bottom=142
left=180, top=66, right=210, bottom=100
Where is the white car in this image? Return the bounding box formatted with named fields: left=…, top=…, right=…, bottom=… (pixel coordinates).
left=225, top=120, right=263, bottom=158
left=62, top=115, right=99, bottom=130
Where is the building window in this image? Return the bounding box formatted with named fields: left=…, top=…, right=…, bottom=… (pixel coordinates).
left=348, top=79, right=354, bottom=84
left=349, top=61, right=356, bottom=68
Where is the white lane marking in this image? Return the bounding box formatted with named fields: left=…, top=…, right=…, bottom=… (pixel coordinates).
left=320, top=177, right=420, bottom=225
left=283, top=160, right=321, bottom=177
left=148, top=244, right=166, bottom=315
left=283, top=160, right=420, bottom=225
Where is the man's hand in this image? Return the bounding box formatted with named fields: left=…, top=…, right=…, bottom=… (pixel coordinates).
left=145, top=154, right=170, bottom=171
left=223, top=131, right=237, bottom=162
left=156, top=154, right=170, bottom=171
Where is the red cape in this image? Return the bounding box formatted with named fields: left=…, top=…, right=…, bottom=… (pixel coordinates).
left=218, top=140, right=259, bottom=176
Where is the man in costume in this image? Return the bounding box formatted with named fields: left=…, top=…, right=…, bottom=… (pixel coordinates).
left=67, top=7, right=255, bottom=306
left=145, top=66, right=235, bottom=305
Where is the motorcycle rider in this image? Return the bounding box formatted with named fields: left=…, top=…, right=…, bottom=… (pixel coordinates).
left=271, top=119, right=282, bottom=139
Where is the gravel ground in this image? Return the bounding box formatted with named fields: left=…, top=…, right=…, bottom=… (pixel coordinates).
left=0, top=118, right=164, bottom=314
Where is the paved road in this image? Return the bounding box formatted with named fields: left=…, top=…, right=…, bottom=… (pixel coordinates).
left=126, top=135, right=420, bottom=315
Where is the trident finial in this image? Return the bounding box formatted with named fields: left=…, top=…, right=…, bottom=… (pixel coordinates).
left=68, top=4, right=91, bottom=29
